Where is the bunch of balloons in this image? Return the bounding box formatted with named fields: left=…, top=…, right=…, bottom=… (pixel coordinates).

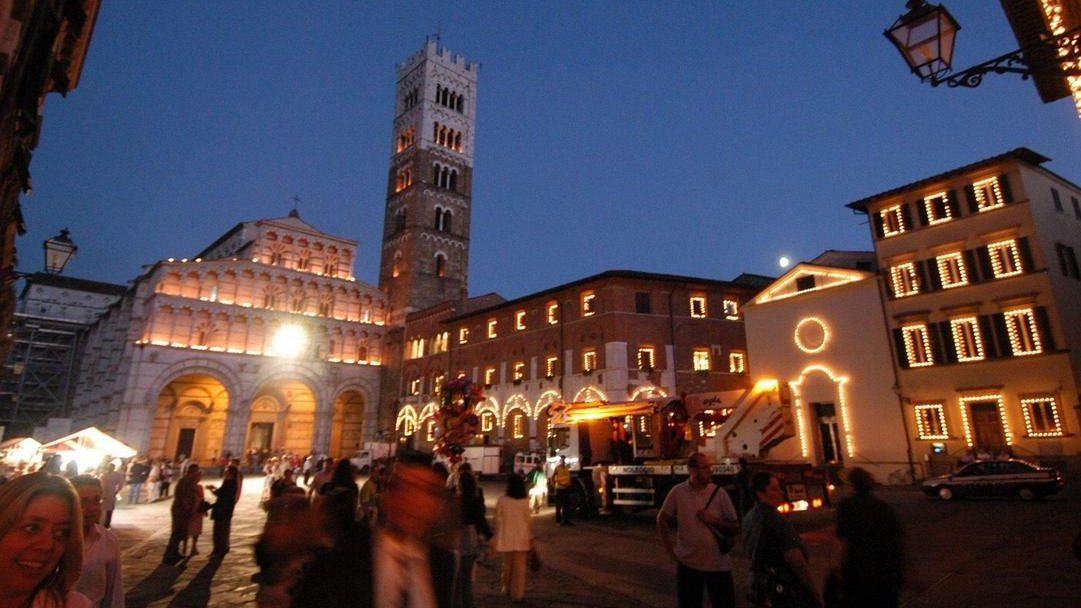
left=434, top=375, right=484, bottom=463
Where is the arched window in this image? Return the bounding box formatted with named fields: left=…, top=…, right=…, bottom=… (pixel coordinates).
left=395, top=208, right=406, bottom=233
left=449, top=170, right=457, bottom=191
left=392, top=252, right=403, bottom=278
left=435, top=253, right=447, bottom=277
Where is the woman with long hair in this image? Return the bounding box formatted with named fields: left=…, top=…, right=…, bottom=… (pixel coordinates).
left=493, top=473, right=533, bottom=602
left=0, top=473, right=91, bottom=608
left=208, top=464, right=239, bottom=556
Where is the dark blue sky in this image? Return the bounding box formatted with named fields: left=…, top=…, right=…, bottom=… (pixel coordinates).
left=19, top=2, right=1081, bottom=300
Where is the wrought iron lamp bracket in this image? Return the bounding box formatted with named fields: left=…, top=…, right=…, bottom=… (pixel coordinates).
left=929, top=25, right=1081, bottom=88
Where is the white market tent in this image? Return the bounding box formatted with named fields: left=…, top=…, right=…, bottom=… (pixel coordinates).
left=0, top=437, right=42, bottom=463
left=40, top=426, right=136, bottom=458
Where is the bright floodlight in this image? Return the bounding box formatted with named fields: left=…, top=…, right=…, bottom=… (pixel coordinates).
left=779, top=256, right=791, bottom=269
left=273, top=325, right=308, bottom=358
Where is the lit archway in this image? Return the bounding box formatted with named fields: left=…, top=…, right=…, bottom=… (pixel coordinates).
left=329, top=390, right=366, bottom=458
left=151, top=373, right=230, bottom=464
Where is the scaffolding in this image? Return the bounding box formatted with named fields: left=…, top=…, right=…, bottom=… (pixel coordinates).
left=0, top=313, right=84, bottom=438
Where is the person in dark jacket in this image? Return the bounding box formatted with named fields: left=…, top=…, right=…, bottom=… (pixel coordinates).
left=454, top=469, right=493, bottom=608
left=208, top=464, right=239, bottom=556
left=834, top=467, right=904, bottom=608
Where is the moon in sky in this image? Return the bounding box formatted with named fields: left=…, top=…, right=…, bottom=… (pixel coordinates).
left=778, top=256, right=791, bottom=268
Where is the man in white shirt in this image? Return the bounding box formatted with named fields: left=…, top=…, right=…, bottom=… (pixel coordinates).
left=657, top=453, right=739, bottom=608
left=99, top=463, right=125, bottom=528
left=72, top=475, right=125, bottom=608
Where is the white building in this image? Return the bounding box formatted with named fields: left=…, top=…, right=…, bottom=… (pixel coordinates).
left=743, top=251, right=915, bottom=483
left=71, top=212, right=389, bottom=463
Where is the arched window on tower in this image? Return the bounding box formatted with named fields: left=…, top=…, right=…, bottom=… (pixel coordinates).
left=395, top=208, right=406, bottom=233
left=449, top=170, right=457, bottom=191
left=435, top=253, right=447, bottom=278
left=392, top=251, right=403, bottom=278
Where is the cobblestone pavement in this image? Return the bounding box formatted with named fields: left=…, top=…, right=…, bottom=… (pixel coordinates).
left=115, top=476, right=642, bottom=608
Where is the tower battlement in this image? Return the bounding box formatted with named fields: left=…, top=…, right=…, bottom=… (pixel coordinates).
left=397, top=39, right=479, bottom=77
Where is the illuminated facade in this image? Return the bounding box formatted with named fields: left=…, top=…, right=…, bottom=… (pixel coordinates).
left=743, top=252, right=913, bottom=483
left=392, top=270, right=769, bottom=470
left=69, top=213, right=388, bottom=463
left=848, top=148, right=1081, bottom=475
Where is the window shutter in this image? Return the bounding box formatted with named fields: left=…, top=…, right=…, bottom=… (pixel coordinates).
left=978, top=315, right=999, bottom=358
left=946, top=190, right=959, bottom=218
left=916, top=198, right=929, bottom=226
left=965, top=184, right=979, bottom=213
left=920, top=259, right=941, bottom=291
left=991, top=314, right=1012, bottom=357
left=882, top=270, right=896, bottom=298
left=975, top=246, right=994, bottom=280
left=999, top=174, right=1014, bottom=203
left=1018, top=237, right=1034, bottom=272
left=948, top=193, right=963, bottom=218
left=873, top=211, right=885, bottom=239
left=1035, top=306, right=1055, bottom=351
left=900, top=203, right=913, bottom=231
left=892, top=328, right=910, bottom=368
left=936, top=321, right=956, bottom=364
left=963, top=249, right=981, bottom=283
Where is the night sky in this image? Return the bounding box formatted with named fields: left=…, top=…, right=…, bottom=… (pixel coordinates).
left=18, top=2, right=1081, bottom=300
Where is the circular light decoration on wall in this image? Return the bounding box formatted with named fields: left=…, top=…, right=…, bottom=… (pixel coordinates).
left=794, top=317, right=829, bottom=353
left=272, top=324, right=308, bottom=358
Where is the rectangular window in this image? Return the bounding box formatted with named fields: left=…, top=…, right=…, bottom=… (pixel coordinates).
left=635, top=292, right=651, bottom=314
left=973, top=177, right=1005, bottom=212
left=545, top=356, right=559, bottom=378
left=889, top=263, right=920, bottom=297
left=637, top=347, right=655, bottom=370
left=728, top=352, right=746, bottom=373
left=723, top=299, right=739, bottom=320
left=936, top=252, right=969, bottom=289
left=880, top=204, right=906, bottom=236
left=1056, top=243, right=1081, bottom=279
left=1004, top=308, right=1043, bottom=356
left=515, top=310, right=526, bottom=330
left=914, top=403, right=949, bottom=440
left=901, top=324, right=934, bottom=367
left=409, top=377, right=422, bottom=395
left=513, top=362, right=526, bottom=381
left=581, top=291, right=596, bottom=317
left=690, top=296, right=707, bottom=318
left=484, top=367, right=496, bottom=386
left=1073, top=197, right=1081, bottom=220
left=426, top=419, right=436, bottom=442
left=692, top=349, right=711, bottom=372
left=988, top=239, right=1023, bottom=278
left=481, top=411, right=495, bottom=433
left=582, top=349, right=597, bottom=373
left=1052, top=188, right=1063, bottom=212
left=923, top=191, right=953, bottom=225
left=433, top=373, right=445, bottom=391
left=512, top=413, right=525, bottom=439
left=1020, top=396, right=1065, bottom=437
left=546, top=301, right=559, bottom=325
left=950, top=317, right=985, bottom=362
left=487, top=318, right=497, bottom=338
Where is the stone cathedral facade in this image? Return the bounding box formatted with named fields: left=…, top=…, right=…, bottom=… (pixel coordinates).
left=67, top=40, right=479, bottom=464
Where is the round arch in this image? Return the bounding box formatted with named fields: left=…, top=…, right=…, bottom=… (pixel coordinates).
left=150, top=371, right=231, bottom=465
left=789, top=365, right=853, bottom=463
left=572, top=386, right=608, bottom=403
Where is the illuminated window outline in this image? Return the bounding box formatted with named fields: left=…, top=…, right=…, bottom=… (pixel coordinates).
left=546, top=301, right=559, bottom=325
left=512, top=413, right=525, bottom=439
left=988, top=239, right=1023, bottom=278
left=487, top=318, right=497, bottom=339
left=426, top=419, right=437, bottom=442
left=723, top=299, right=739, bottom=320
left=545, top=355, right=559, bottom=378
left=1003, top=308, right=1043, bottom=356
left=950, top=316, right=985, bottom=362
left=889, top=263, right=920, bottom=297
left=637, top=347, right=655, bottom=370
left=484, top=367, right=496, bottom=386
left=690, top=296, right=707, bottom=318
left=901, top=324, right=934, bottom=367
left=513, top=362, right=526, bottom=381
left=581, top=291, right=596, bottom=317
left=973, top=176, right=1005, bottom=212
left=923, top=191, right=953, bottom=225
left=935, top=252, right=969, bottom=289
left=409, top=377, right=422, bottom=395
left=458, top=327, right=469, bottom=344
left=515, top=310, right=526, bottom=330
left=582, top=349, right=597, bottom=373
left=958, top=393, right=1012, bottom=446
left=1020, top=396, right=1065, bottom=437
left=880, top=204, right=906, bottom=237
left=914, top=403, right=949, bottom=440
left=692, top=349, right=711, bottom=372
left=729, top=351, right=746, bottom=373
left=480, top=411, right=495, bottom=433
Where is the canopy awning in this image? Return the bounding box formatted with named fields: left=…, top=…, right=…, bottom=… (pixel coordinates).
left=40, top=426, right=136, bottom=458
left=556, top=400, right=658, bottom=423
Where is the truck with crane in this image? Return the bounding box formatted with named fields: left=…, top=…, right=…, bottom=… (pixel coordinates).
left=546, top=380, right=833, bottom=517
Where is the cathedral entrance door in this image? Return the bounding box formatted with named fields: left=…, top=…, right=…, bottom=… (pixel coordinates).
left=175, top=428, right=195, bottom=460
left=249, top=422, right=274, bottom=451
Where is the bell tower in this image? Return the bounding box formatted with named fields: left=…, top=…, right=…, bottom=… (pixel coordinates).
left=379, top=40, right=478, bottom=325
